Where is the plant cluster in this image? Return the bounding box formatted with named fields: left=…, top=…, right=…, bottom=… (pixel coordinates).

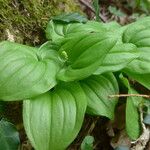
left=0, top=13, right=150, bottom=150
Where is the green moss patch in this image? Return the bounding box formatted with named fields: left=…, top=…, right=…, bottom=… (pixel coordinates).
left=0, top=0, right=81, bottom=45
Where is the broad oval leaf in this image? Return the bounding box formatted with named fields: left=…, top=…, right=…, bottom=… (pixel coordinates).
left=80, top=73, right=119, bottom=119
left=46, top=21, right=87, bottom=41
left=123, top=17, right=150, bottom=74
left=123, top=17, right=150, bottom=44
left=38, top=41, right=62, bottom=63
left=46, top=19, right=122, bottom=42
left=94, top=43, right=139, bottom=74
left=124, top=47, right=150, bottom=74
left=46, top=21, right=68, bottom=41
left=23, top=82, right=87, bottom=150
left=120, top=75, right=142, bottom=140
left=57, top=32, right=118, bottom=81
left=126, top=88, right=142, bottom=140
left=0, top=41, right=60, bottom=101
left=0, top=119, right=20, bottom=150
left=123, top=17, right=150, bottom=87
left=45, top=20, right=106, bottom=41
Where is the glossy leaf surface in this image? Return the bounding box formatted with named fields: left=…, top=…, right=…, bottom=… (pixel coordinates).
left=46, top=19, right=122, bottom=43
left=124, top=47, right=150, bottom=74
left=46, top=21, right=85, bottom=41
left=123, top=17, right=150, bottom=74
left=38, top=41, right=62, bottom=63
left=120, top=75, right=142, bottom=140
left=45, top=20, right=106, bottom=41
left=80, top=73, right=119, bottom=119
left=126, top=88, right=142, bottom=140
left=57, top=32, right=117, bottom=81
left=94, top=43, right=139, bottom=74
left=0, top=41, right=59, bottom=100
left=23, top=82, right=87, bottom=150
left=123, top=17, right=150, bottom=44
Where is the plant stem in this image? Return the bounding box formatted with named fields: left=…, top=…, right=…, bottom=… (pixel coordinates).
left=109, top=94, right=150, bottom=99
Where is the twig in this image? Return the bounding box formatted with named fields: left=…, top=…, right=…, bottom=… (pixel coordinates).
left=109, top=94, right=150, bottom=99
left=79, top=0, right=107, bottom=22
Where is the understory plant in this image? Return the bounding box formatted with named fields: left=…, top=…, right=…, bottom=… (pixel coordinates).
left=0, top=13, right=150, bottom=150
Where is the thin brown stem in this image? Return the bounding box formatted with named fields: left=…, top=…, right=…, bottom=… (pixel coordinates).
left=109, top=94, right=150, bottom=99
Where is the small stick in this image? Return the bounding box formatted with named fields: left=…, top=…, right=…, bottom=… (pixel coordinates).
left=109, top=94, right=150, bottom=99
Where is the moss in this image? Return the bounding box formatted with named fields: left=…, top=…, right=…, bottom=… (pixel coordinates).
left=0, top=0, right=81, bottom=45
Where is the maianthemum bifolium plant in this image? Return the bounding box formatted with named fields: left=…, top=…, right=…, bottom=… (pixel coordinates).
left=0, top=13, right=150, bottom=150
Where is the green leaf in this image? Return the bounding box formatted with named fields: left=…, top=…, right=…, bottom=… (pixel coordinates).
left=123, top=17, right=150, bottom=87
left=46, top=21, right=68, bottom=41
left=123, top=17, right=150, bottom=47
left=80, top=73, right=119, bottom=119
left=46, top=21, right=86, bottom=41
left=0, top=119, right=20, bottom=150
left=126, top=88, right=142, bottom=140
left=46, top=19, right=124, bottom=42
left=52, top=13, right=88, bottom=23
left=120, top=74, right=143, bottom=140
left=81, top=136, right=94, bottom=150
left=46, top=19, right=121, bottom=42
left=38, top=41, right=62, bottom=63
left=85, top=21, right=122, bottom=36
left=120, top=75, right=142, bottom=140
left=124, top=72, right=150, bottom=90
left=103, top=21, right=121, bottom=31
left=123, top=17, right=150, bottom=74
left=39, top=41, right=60, bottom=51
left=57, top=32, right=118, bottom=81
left=124, top=47, right=150, bottom=74
left=45, top=20, right=106, bottom=41
left=119, top=73, right=130, bottom=88
left=94, top=43, right=139, bottom=74
left=23, top=82, right=87, bottom=150
left=0, top=41, right=60, bottom=101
